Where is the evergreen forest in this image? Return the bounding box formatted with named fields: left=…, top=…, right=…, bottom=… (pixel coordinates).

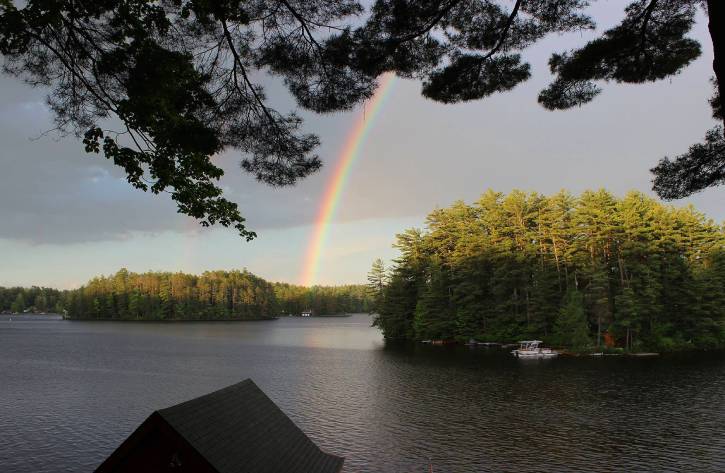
left=0, top=286, right=66, bottom=314
left=369, top=189, right=725, bottom=351
left=64, top=269, right=370, bottom=320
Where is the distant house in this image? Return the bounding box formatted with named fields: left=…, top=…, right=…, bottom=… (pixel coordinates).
left=95, top=379, right=344, bottom=473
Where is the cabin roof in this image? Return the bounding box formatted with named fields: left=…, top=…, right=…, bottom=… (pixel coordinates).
left=98, top=379, right=344, bottom=473
left=155, top=379, right=344, bottom=473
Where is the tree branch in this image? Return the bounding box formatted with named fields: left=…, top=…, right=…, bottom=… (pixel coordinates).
left=482, top=0, right=523, bottom=60
left=392, top=0, right=462, bottom=44
left=219, top=17, right=280, bottom=130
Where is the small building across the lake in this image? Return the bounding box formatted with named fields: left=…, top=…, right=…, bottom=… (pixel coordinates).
left=95, top=379, right=344, bottom=473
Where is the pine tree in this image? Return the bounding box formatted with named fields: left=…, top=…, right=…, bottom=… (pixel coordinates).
left=367, top=259, right=387, bottom=315
left=553, top=290, right=592, bottom=350
left=413, top=260, right=455, bottom=340
left=372, top=188, right=725, bottom=350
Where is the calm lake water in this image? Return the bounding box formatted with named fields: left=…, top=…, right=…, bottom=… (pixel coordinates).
left=1, top=314, right=724, bottom=472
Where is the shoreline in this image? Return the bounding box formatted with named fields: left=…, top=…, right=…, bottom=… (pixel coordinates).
left=413, top=339, right=723, bottom=355
left=63, top=316, right=279, bottom=322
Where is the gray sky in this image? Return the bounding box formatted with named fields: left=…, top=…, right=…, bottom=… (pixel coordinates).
left=1, top=2, right=723, bottom=289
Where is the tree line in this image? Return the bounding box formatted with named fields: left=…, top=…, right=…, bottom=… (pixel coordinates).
left=0, top=286, right=66, bottom=314
left=274, top=283, right=371, bottom=316
left=368, top=189, right=725, bottom=351
left=64, top=269, right=370, bottom=320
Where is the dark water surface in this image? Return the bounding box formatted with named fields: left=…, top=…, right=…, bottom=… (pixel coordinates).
left=1, top=314, right=724, bottom=472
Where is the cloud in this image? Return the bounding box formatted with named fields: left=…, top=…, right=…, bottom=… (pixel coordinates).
left=0, top=79, right=344, bottom=243
left=1, top=5, right=724, bottom=248
left=0, top=94, right=181, bottom=243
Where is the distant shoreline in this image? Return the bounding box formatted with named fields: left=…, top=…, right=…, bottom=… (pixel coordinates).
left=1, top=312, right=63, bottom=316
left=64, top=316, right=279, bottom=322
left=13, top=313, right=358, bottom=322
left=278, top=313, right=356, bottom=318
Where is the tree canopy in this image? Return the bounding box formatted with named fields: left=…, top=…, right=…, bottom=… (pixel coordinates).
left=64, top=268, right=371, bottom=320
left=0, top=286, right=66, bottom=313
left=1, top=0, right=722, bottom=236
left=371, top=189, right=725, bottom=351
left=1, top=270, right=371, bottom=319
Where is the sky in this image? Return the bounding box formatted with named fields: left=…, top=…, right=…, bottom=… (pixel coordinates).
left=1, top=2, right=723, bottom=289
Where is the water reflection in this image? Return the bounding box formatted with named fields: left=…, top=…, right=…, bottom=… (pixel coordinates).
left=1, top=314, right=724, bottom=472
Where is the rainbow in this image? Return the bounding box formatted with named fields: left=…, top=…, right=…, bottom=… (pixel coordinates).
left=300, top=73, right=397, bottom=286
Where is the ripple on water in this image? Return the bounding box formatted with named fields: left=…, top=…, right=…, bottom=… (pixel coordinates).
left=1, top=316, right=725, bottom=472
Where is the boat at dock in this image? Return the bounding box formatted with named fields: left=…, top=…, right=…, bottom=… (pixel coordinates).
left=511, top=340, right=558, bottom=359
left=465, top=339, right=502, bottom=347
left=420, top=339, right=456, bottom=345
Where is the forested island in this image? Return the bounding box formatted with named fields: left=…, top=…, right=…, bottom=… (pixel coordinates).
left=2, top=271, right=370, bottom=320
left=369, top=190, right=725, bottom=352
left=62, top=270, right=371, bottom=320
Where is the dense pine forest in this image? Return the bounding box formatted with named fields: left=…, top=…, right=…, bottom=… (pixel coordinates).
left=63, top=269, right=370, bottom=320
left=273, top=283, right=370, bottom=317
left=0, top=287, right=66, bottom=314
left=369, top=190, right=725, bottom=351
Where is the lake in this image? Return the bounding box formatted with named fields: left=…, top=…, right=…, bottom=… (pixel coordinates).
left=1, top=314, right=724, bottom=472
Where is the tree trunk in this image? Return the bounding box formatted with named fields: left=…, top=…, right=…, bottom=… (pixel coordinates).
left=552, top=235, right=562, bottom=292
left=597, top=313, right=601, bottom=348
left=708, top=0, right=725, bottom=132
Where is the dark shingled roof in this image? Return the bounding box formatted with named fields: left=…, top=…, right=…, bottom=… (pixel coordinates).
left=96, top=379, right=344, bottom=473
left=156, top=379, right=344, bottom=473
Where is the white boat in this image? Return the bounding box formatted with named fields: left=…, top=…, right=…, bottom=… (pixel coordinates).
left=511, top=340, right=558, bottom=358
